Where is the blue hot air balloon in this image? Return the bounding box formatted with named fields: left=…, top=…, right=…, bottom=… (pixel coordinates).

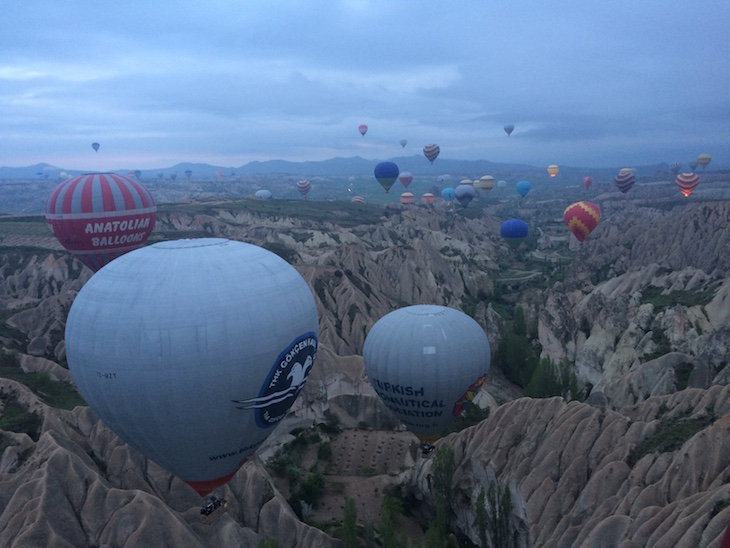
left=65, top=238, right=320, bottom=497
left=500, top=219, right=529, bottom=248
left=363, top=305, right=490, bottom=444
left=516, top=180, right=531, bottom=197
left=441, top=188, right=456, bottom=202
left=254, top=189, right=272, bottom=199
left=374, top=161, right=400, bottom=193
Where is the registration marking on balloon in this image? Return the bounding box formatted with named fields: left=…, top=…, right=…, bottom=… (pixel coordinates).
left=232, top=333, right=318, bottom=428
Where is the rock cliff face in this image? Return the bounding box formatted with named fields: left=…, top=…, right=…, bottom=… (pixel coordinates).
left=2, top=197, right=730, bottom=546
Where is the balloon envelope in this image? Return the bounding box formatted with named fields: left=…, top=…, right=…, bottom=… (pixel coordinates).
left=254, top=189, right=272, bottom=199
left=358, top=124, right=368, bottom=136
left=91, top=142, right=100, bottom=152
left=441, top=188, right=455, bottom=202
left=351, top=195, right=366, bottom=204
left=547, top=164, right=559, bottom=177
left=65, top=238, right=320, bottom=497
left=45, top=173, right=156, bottom=271
left=400, top=192, right=415, bottom=204
left=670, top=162, right=681, bottom=175
left=454, top=184, right=476, bottom=208
left=374, top=161, right=400, bottom=193
left=582, top=177, right=593, bottom=190
left=423, top=144, right=440, bottom=164
left=697, top=154, right=711, bottom=168
left=614, top=169, right=636, bottom=194
left=296, top=179, right=311, bottom=198
left=363, top=305, right=490, bottom=443
left=676, top=172, right=700, bottom=197
left=563, top=201, right=601, bottom=242
left=500, top=219, right=528, bottom=239
left=400, top=139, right=407, bottom=148
left=398, top=171, right=413, bottom=188
left=421, top=192, right=435, bottom=204
left=516, top=180, right=531, bottom=197
left=474, top=175, right=495, bottom=194
left=504, top=124, right=514, bottom=136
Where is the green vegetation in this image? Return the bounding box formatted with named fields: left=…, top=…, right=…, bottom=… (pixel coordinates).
left=0, top=361, right=86, bottom=410
left=257, top=540, right=280, bottom=548
left=525, top=358, right=582, bottom=401
left=673, top=361, right=694, bottom=391
left=640, top=287, right=717, bottom=310
left=626, top=413, right=716, bottom=468
left=444, top=403, right=490, bottom=436
left=486, top=480, right=514, bottom=548
left=0, top=387, right=43, bottom=441
left=340, top=497, right=358, bottom=548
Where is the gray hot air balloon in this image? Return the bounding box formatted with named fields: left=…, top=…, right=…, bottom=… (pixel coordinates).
left=65, top=238, right=319, bottom=497
left=363, top=304, right=490, bottom=444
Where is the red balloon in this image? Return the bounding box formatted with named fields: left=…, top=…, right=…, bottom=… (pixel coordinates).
left=45, top=173, right=156, bottom=271
left=358, top=124, right=368, bottom=136
left=582, top=176, right=593, bottom=190
left=675, top=172, right=700, bottom=197
left=564, top=201, right=601, bottom=242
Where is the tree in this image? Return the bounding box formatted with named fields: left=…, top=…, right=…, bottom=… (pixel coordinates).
left=342, top=497, right=358, bottom=548
left=487, top=480, right=513, bottom=548
left=476, top=488, right=488, bottom=548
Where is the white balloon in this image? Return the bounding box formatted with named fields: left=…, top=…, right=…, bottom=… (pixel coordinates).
left=65, top=238, right=319, bottom=495
left=363, top=305, right=490, bottom=443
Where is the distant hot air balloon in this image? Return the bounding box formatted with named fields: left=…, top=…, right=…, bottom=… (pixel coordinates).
left=697, top=154, right=711, bottom=169
left=614, top=168, right=636, bottom=194
left=474, top=175, right=495, bottom=195
left=688, top=159, right=699, bottom=171
left=184, top=169, right=192, bottom=180
left=676, top=172, right=700, bottom=197
left=296, top=179, right=312, bottom=199
left=91, top=142, right=100, bottom=152
left=254, top=189, right=272, bottom=199
left=454, top=184, right=476, bottom=208
left=421, top=193, right=436, bottom=204
left=45, top=173, right=156, bottom=271
left=547, top=164, right=559, bottom=178
left=563, top=201, right=601, bottom=242
left=133, top=170, right=142, bottom=180
left=669, top=162, right=681, bottom=175
left=59, top=172, right=69, bottom=180
left=441, top=188, right=455, bottom=202
left=374, top=161, right=399, bottom=193
left=497, top=180, right=507, bottom=189
left=398, top=171, right=413, bottom=188
left=516, top=180, right=531, bottom=197
left=363, top=305, right=490, bottom=444
left=460, top=179, right=474, bottom=187
left=504, top=124, right=515, bottom=137
left=400, top=192, right=415, bottom=204
left=169, top=172, right=177, bottom=181
left=582, top=176, right=593, bottom=190
left=423, top=144, right=440, bottom=164
left=65, top=238, right=319, bottom=497
left=500, top=219, right=529, bottom=248
left=157, top=171, right=164, bottom=180
left=351, top=195, right=366, bottom=204
left=400, top=139, right=408, bottom=148
left=358, top=124, right=368, bottom=136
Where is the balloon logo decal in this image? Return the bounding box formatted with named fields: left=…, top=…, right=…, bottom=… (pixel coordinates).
left=452, top=374, right=487, bottom=416
left=234, top=333, right=318, bottom=428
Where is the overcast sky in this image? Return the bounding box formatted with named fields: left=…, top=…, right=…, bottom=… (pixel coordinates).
left=2, top=1, right=728, bottom=172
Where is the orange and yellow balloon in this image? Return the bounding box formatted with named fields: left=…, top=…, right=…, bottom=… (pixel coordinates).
left=676, top=173, right=700, bottom=197
left=547, top=164, right=559, bottom=177
left=563, top=201, right=601, bottom=242
left=697, top=154, right=711, bottom=169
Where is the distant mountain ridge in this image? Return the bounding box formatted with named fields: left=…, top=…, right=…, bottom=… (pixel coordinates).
left=0, top=157, right=699, bottom=180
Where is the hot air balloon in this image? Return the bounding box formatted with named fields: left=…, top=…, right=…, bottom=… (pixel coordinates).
left=374, top=161, right=399, bottom=193
left=133, top=170, right=142, bottom=180
left=398, top=171, right=413, bottom=188
left=169, top=172, right=177, bottom=181
left=454, top=184, right=476, bottom=208
left=497, top=180, right=507, bottom=189
left=184, top=170, right=192, bottom=180
left=59, top=172, right=69, bottom=180
left=563, top=201, right=601, bottom=242
left=65, top=238, right=319, bottom=497
left=421, top=193, right=436, bottom=204
left=697, top=154, right=711, bottom=169
left=45, top=173, right=156, bottom=271
left=358, top=124, right=368, bottom=136
left=441, top=188, right=455, bottom=202
left=460, top=179, right=474, bottom=187
left=669, top=162, right=681, bottom=175
left=423, top=144, right=440, bottom=164
left=363, top=305, right=490, bottom=444
left=504, top=124, right=514, bottom=137
left=688, top=159, right=699, bottom=171
left=400, top=192, right=415, bottom=204
left=351, top=195, right=366, bottom=204
left=582, top=176, right=593, bottom=190
left=254, top=189, right=272, bottom=199
left=676, top=172, right=700, bottom=197
left=400, top=139, right=407, bottom=148
left=614, top=169, right=635, bottom=194
left=91, top=142, right=100, bottom=152
left=547, top=164, right=559, bottom=178
left=216, top=170, right=225, bottom=178
left=500, top=219, right=529, bottom=248
left=296, top=179, right=312, bottom=199
left=516, top=180, right=531, bottom=197
left=474, top=175, right=495, bottom=195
